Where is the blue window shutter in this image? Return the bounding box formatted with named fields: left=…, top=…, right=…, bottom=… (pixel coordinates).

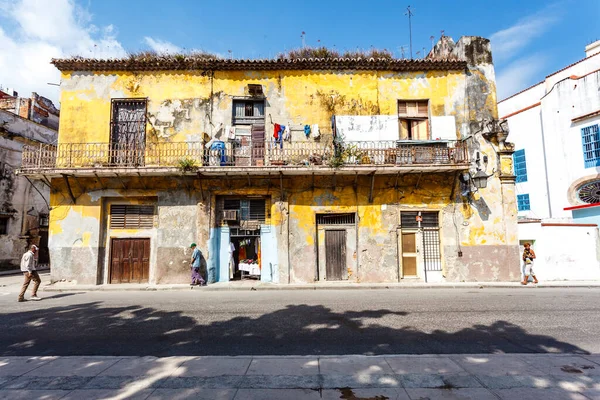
left=582, top=125, right=600, bottom=168
left=513, top=149, right=527, bottom=183
left=517, top=194, right=530, bottom=211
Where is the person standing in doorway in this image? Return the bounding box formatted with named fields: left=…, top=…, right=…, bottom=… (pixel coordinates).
left=521, top=242, right=538, bottom=285
left=190, top=243, right=205, bottom=286
left=18, top=245, right=42, bottom=302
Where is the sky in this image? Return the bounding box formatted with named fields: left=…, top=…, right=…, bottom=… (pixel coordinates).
left=0, top=0, right=598, bottom=106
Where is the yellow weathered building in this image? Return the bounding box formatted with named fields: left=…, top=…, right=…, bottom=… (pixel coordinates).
left=19, top=35, right=520, bottom=285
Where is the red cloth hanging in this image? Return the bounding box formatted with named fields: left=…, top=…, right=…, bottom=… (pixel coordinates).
left=273, top=123, right=280, bottom=139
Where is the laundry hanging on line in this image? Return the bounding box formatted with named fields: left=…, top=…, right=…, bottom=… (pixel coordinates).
left=304, top=125, right=311, bottom=137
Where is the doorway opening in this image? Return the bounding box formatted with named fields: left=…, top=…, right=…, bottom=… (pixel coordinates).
left=218, top=196, right=268, bottom=280
left=316, top=213, right=355, bottom=281
left=400, top=211, right=441, bottom=281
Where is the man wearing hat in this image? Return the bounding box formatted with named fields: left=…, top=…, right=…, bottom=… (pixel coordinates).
left=190, top=243, right=205, bottom=286
left=18, top=245, right=42, bottom=302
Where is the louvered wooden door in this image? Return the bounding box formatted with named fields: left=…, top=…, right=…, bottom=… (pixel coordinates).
left=110, top=238, right=150, bottom=283
left=325, top=230, right=346, bottom=281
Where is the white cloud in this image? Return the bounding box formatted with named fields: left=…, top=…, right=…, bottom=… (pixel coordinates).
left=496, top=54, right=547, bottom=100
left=0, top=0, right=126, bottom=106
left=490, top=11, right=558, bottom=62
left=144, top=37, right=182, bottom=54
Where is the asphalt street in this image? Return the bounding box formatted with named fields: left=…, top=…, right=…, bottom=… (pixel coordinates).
left=1, top=273, right=599, bottom=357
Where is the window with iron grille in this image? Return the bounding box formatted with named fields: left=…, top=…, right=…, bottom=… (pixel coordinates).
left=218, top=197, right=267, bottom=226
left=0, top=216, right=8, bottom=235
left=110, top=205, right=155, bottom=229
left=513, top=149, right=527, bottom=183
left=400, top=211, right=439, bottom=228
left=110, top=99, right=147, bottom=145
left=233, top=100, right=265, bottom=125
left=398, top=100, right=429, bottom=140
left=517, top=194, right=530, bottom=211
left=582, top=124, right=600, bottom=168
left=316, top=213, right=356, bottom=225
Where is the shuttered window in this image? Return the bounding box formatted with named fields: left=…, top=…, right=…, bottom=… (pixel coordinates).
left=582, top=124, right=600, bottom=168
left=513, top=149, right=527, bottom=183
left=399, top=100, right=429, bottom=140
left=110, top=205, right=155, bottom=229
left=398, top=100, right=428, bottom=118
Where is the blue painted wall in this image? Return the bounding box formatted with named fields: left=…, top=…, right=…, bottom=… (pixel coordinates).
left=218, top=227, right=231, bottom=282
left=260, top=225, right=279, bottom=283
left=572, top=207, right=600, bottom=226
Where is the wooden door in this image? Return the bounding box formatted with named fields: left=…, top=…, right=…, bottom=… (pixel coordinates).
left=325, top=230, right=346, bottom=281
left=401, top=232, right=420, bottom=277
left=110, top=238, right=150, bottom=283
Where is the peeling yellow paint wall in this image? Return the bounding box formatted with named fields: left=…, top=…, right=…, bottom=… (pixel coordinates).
left=58, top=69, right=470, bottom=145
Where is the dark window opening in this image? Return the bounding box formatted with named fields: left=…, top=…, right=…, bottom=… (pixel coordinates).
left=0, top=216, right=8, bottom=235
left=316, top=213, right=356, bottom=225
left=401, top=211, right=439, bottom=228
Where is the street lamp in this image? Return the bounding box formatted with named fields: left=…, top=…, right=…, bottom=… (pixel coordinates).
left=471, top=170, right=491, bottom=189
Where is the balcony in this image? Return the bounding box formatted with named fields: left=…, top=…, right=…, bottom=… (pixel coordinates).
left=19, top=140, right=470, bottom=177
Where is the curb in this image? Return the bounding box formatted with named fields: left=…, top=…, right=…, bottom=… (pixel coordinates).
left=0, top=267, right=50, bottom=277
left=41, top=282, right=600, bottom=292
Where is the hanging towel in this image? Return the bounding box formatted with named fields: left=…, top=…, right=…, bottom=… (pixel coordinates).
left=278, top=125, right=285, bottom=148
left=274, top=123, right=281, bottom=139
left=227, top=125, right=236, bottom=140
left=283, top=125, right=291, bottom=141
left=312, top=124, right=320, bottom=139
left=304, top=125, right=311, bottom=137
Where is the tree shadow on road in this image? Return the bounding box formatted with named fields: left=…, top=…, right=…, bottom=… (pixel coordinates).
left=0, top=302, right=589, bottom=357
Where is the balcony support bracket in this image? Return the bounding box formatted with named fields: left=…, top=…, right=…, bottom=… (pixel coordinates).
left=353, top=173, right=358, bottom=194
left=279, top=172, right=285, bottom=201
left=24, top=175, right=50, bottom=211
left=247, top=173, right=251, bottom=187
left=415, top=172, right=423, bottom=190
left=449, top=171, right=459, bottom=201
left=312, top=173, right=315, bottom=192
left=71, top=175, right=85, bottom=195
left=369, top=172, right=375, bottom=204
left=94, top=173, right=106, bottom=190
left=197, top=173, right=205, bottom=200
left=332, top=173, right=336, bottom=192
left=62, top=174, right=77, bottom=205
left=394, top=172, right=400, bottom=190
left=41, top=176, right=54, bottom=192
left=137, top=173, right=147, bottom=190
left=115, top=173, right=127, bottom=190
left=267, top=173, right=271, bottom=194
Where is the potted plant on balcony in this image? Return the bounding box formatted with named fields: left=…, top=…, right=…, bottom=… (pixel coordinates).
left=178, top=157, right=198, bottom=172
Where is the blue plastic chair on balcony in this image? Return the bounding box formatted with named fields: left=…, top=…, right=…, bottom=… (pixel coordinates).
left=209, top=141, right=227, bottom=166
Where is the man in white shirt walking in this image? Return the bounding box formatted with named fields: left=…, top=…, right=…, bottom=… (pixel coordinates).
left=18, top=245, right=42, bottom=302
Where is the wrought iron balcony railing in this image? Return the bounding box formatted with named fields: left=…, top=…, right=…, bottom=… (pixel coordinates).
left=20, top=140, right=469, bottom=172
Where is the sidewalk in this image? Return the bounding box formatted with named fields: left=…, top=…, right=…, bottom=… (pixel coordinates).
left=41, top=279, right=600, bottom=292
left=0, top=354, right=598, bottom=399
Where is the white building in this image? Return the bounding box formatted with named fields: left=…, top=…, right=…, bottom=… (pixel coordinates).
left=0, top=109, right=56, bottom=270
left=498, top=40, right=600, bottom=281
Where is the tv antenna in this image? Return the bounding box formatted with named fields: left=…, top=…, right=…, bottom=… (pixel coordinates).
left=399, top=46, right=407, bottom=59
left=405, top=5, right=414, bottom=58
